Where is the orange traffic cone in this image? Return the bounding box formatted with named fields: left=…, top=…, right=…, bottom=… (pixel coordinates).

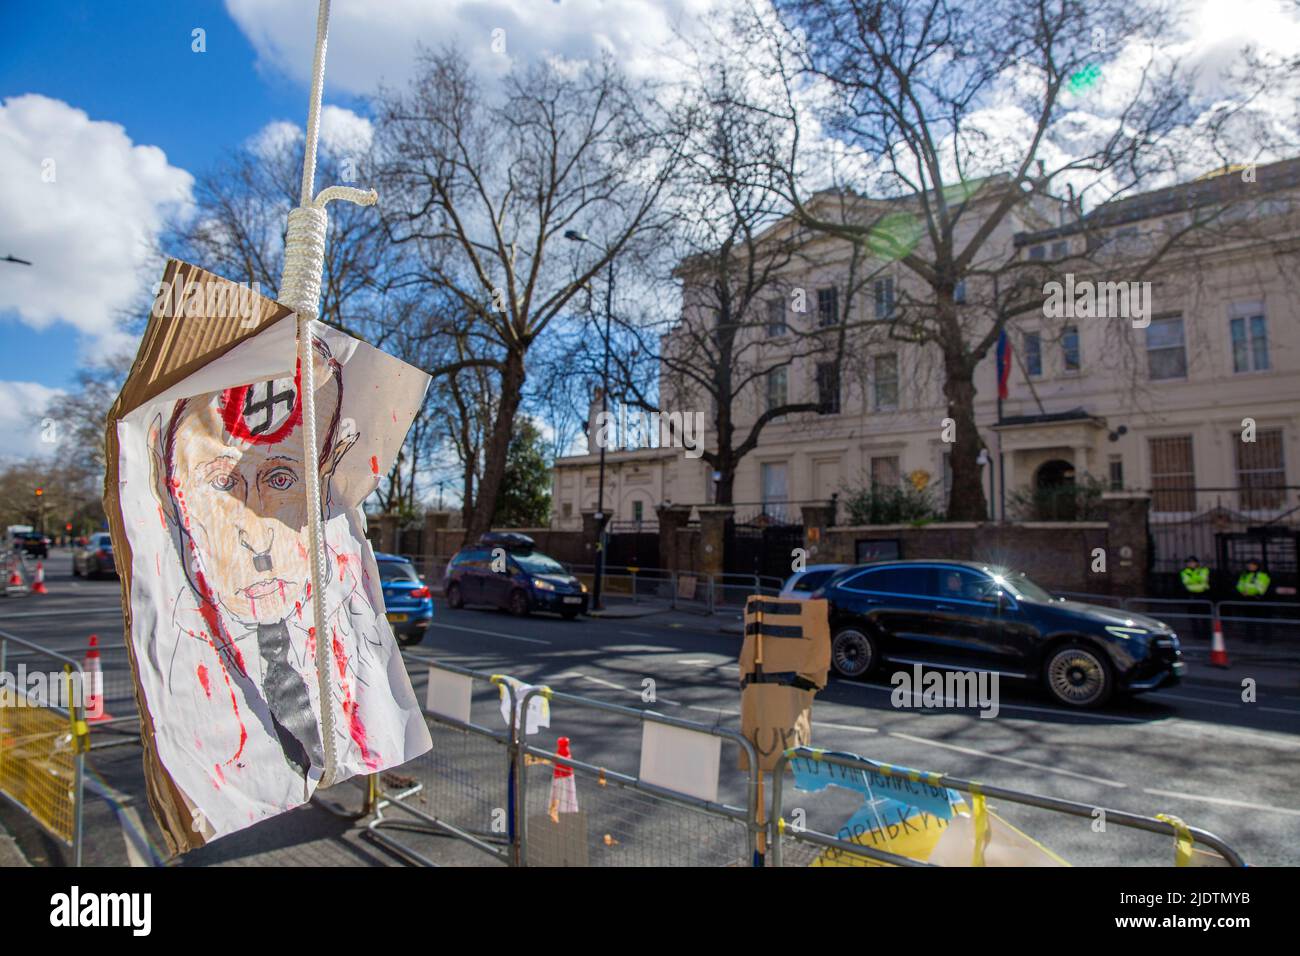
left=1209, top=616, right=1230, bottom=669
left=31, top=561, right=48, bottom=595
left=548, top=736, right=579, bottom=821
left=4, top=559, right=25, bottom=596
left=83, top=634, right=112, bottom=722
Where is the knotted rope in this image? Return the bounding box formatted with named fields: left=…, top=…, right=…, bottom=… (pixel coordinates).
left=277, top=0, right=378, bottom=790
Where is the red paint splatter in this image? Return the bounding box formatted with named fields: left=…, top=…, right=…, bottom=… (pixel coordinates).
left=196, top=665, right=211, bottom=698
left=307, top=626, right=316, bottom=657
left=370, top=455, right=379, bottom=477
left=277, top=580, right=286, bottom=603
left=199, top=630, right=247, bottom=765
left=214, top=763, right=225, bottom=786
left=344, top=700, right=380, bottom=771
left=337, top=551, right=349, bottom=582
left=294, top=600, right=302, bottom=620
left=156, top=504, right=168, bottom=530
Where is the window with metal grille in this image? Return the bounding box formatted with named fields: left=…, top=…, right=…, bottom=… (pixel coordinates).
left=1236, top=428, right=1285, bottom=510
left=871, top=455, right=900, bottom=488
left=815, top=362, right=840, bottom=414
left=817, top=286, right=838, bottom=327
left=1149, top=435, right=1195, bottom=512
left=1108, top=456, right=1124, bottom=491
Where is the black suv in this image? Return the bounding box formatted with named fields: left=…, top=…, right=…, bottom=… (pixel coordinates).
left=444, top=533, right=588, bottom=619
left=819, top=560, right=1184, bottom=708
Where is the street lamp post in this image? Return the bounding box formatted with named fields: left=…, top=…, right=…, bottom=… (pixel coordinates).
left=564, top=230, right=613, bottom=611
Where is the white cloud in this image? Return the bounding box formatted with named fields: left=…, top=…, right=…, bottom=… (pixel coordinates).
left=248, top=106, right=372, bottom=162
left=0, top=94, right=194, bottom=349
left=224, top=0, right=716, bottom=92
left=0, top=381, right=64, bottom=460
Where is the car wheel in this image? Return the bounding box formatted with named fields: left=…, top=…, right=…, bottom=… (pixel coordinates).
left=446, top=583, right=463, bottom=609
left=72, top=561, right=81, bottom=577
left=1044, top=643, right=1113, bottom=709
left=509, top=589, right=530, bottom=617
left=561, top=609, right=580, bottom=621
left=831, top=627, right=877, bottom=679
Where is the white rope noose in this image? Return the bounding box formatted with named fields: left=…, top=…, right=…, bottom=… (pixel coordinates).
left=278, top=0, right=377, bottom=790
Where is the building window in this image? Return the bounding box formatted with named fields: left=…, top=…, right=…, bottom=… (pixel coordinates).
left=1108, top=455, right=1124, bottom=491
left=1230, top=303, right=1268, bottom=373
left=632, top=500, right=644, bottom=523
left=1146, top=316, right=1187, bottom=380
left=873, top=277, right=895, bottom=320
left=1051, top=240, right=1069, bottom=259
left=1024, top=331, right=1042, bottom=377
left=817, top=286, right=838, bottom=327
left=1149, top=435, right=1195, bottom=513
left=815, top=362, right=840, bottom=415
left=1237, top=428, right=1284, bottom=510
left=1028, top=244, right=1045, bottom=260
left=766, top=298, right=787, bottom=337
left=953, top=279, right=966, bottom=304
left=871, top=456, right=900, bottom=489
left=1062, top=326, right=1081, bottom=372
left=766, top=367, right=787, bottom=410
left=562, top=502, right=573, bottom=517
left=873, top=353, right=899, bottom=410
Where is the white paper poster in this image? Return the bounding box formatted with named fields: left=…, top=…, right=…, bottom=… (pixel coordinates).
left=115, top=316, right=433, bottom=843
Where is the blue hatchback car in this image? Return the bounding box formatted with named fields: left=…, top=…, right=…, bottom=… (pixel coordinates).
left=375, top=552, right=433, bottom=646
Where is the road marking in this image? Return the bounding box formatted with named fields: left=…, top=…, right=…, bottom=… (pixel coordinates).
left=812, top=720, right=878, bottom=734
left=620, top=630, right=654, bottom=637
left=0, top=606, right=123, bottom=620
left=1259, top=706, right=1300, bottom=716
left=677, top=659, right=715, bottom=666
left=887, top=731, right=1128, bottom=788
left=426, top=621, right=551, bottom=645
left=1142, top=787, right=1300, bottom=818
left=580, top=675, right=625, bottom=690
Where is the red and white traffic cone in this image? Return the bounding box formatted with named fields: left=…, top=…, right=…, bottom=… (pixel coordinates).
left=1209, top=616, right=1230, bottom=669
left=548, top=736, right=579, bottom=820
left=83, top=634, right=112, bottom=722
left=31, top=561, right=48, bottom=595
left=5, top=558, right=26, bottom=596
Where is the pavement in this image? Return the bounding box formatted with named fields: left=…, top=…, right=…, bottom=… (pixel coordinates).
left=3, top=549, right=1299, bottom=867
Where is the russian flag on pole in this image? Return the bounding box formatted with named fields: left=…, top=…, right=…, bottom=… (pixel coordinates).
left=996, top=328, right=1012, bottom=400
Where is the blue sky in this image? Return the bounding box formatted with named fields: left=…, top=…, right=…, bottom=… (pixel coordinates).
left=0, top=1, right=327, bottom=389
left=0, top=0, right=1295, bottom=462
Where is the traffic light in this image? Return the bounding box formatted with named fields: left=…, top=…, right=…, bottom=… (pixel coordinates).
left=65, top=523, right=72, bottom=532
left=34, top=487, right=43, bottom=497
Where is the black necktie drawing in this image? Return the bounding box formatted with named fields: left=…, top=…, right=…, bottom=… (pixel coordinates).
left=257, top=621, right=323, bottom=780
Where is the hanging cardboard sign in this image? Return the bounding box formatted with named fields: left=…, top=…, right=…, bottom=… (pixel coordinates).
left=104, top=259, right=433, bottom=852
left=737, top=597, right=830, bottom=771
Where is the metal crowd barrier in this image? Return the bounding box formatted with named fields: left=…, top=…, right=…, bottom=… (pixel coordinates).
left=0, top=630, right=88, bottom=865
left=364, top=658, right=519, bottom=866
left=770, top=747, right=1246, bottom=868
left=515, top=686, right=762, bottom=867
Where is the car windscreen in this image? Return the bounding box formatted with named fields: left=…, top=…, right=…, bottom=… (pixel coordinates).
left=991, top=569, right=1055, bottom=603
left=513, top=552, right=566, bottom=575
left=377, top=561, right=419, bottom=583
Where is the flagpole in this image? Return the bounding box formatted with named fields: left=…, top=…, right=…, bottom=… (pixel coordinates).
left=997, top=393, right=1005, bottom=522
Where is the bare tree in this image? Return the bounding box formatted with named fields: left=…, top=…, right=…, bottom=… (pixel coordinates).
left=374, top=48, right=679, bottom=541
left=741, top=0, right=1255, bottom=519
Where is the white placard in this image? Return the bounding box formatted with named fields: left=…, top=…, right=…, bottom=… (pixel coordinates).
left=426, top=666, right=473, bottom=725
left=639, top=722, right=721, bottom=803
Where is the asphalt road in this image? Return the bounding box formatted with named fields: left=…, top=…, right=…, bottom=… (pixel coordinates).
left=3, top=548, right=1299, bottom=867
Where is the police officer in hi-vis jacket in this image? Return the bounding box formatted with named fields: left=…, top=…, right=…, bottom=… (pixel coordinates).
left=1180, top=556, right=1211, bottom=638
left=1236, top=559, right=1271, bottom=641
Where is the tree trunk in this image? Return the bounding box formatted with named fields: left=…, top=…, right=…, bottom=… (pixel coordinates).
left=944, top=357, right=989, bottom=521
left=465, top=349, right=526, bottom=543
